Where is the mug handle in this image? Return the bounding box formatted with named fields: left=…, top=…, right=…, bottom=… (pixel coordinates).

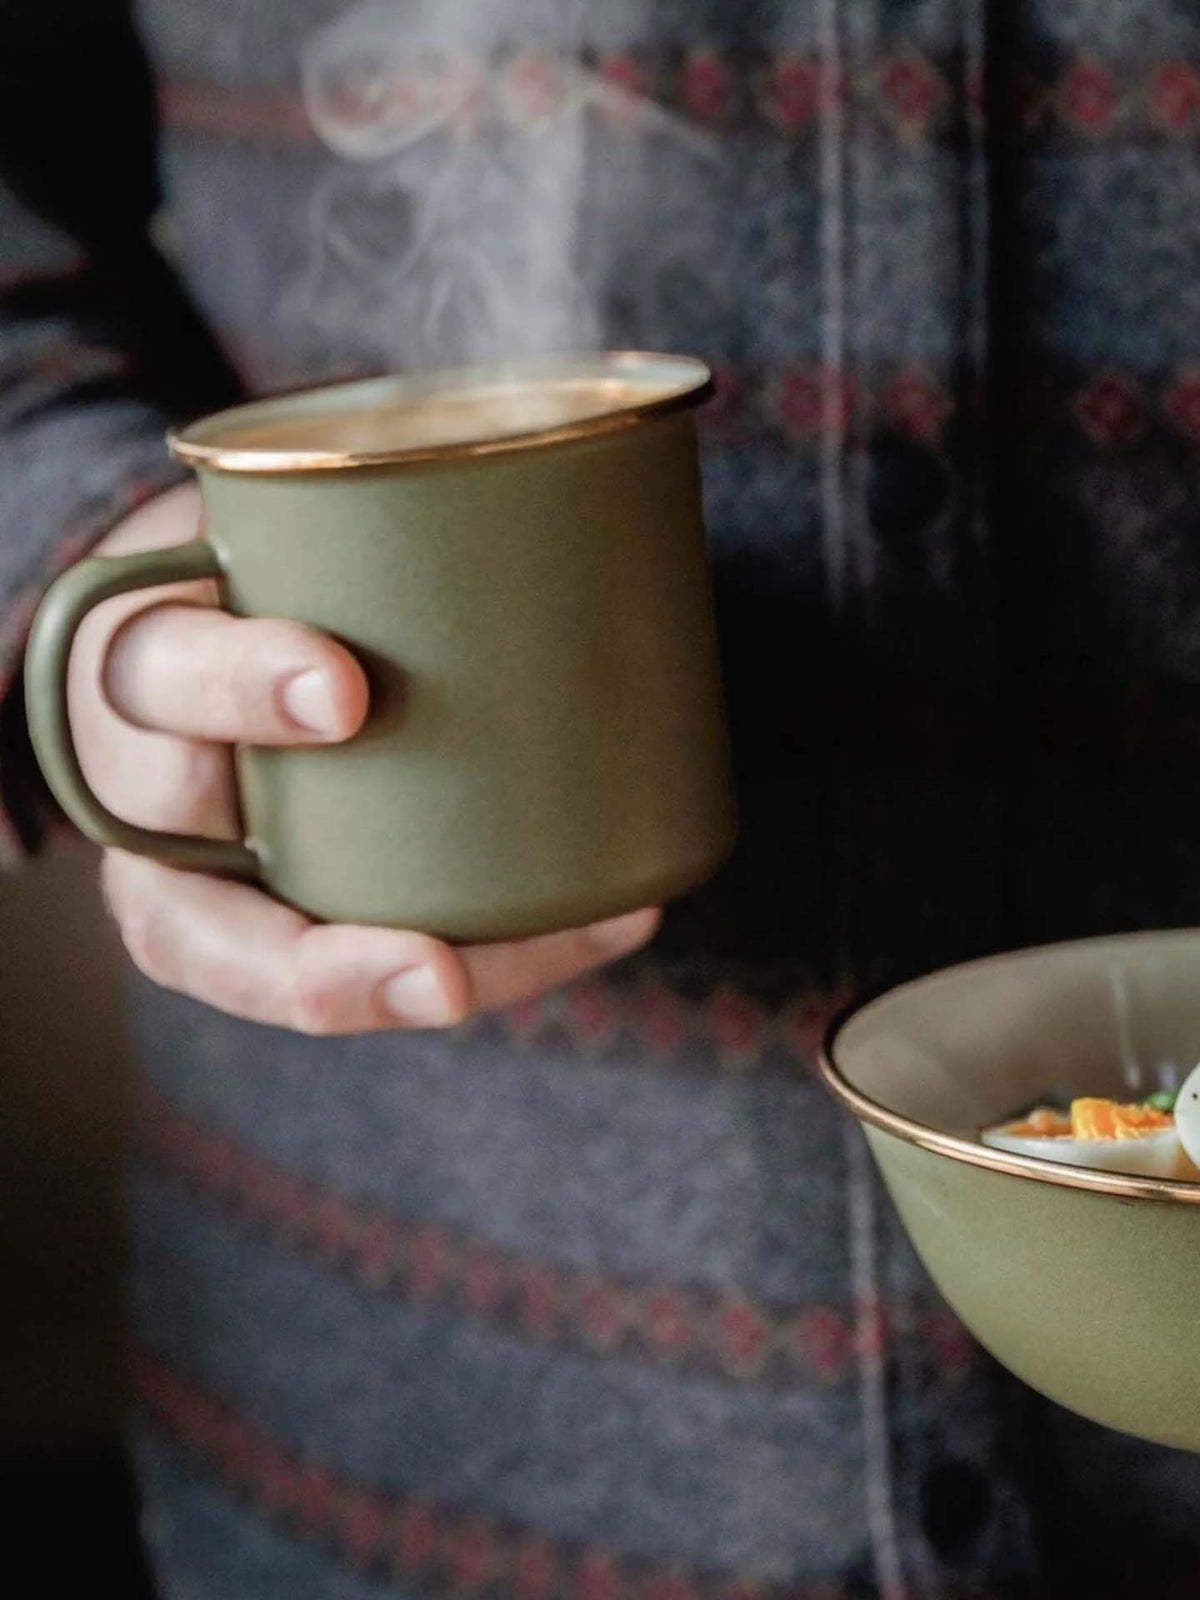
left=24, top=539, right=260, bottom=877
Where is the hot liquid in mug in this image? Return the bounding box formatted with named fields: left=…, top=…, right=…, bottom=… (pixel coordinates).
left=25, top=353, right=736, bottom=943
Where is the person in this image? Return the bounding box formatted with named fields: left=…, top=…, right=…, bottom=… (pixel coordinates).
left=4, top=1, right=1200, bottom=1596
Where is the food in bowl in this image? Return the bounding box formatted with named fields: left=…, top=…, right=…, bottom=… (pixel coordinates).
left=981, top=1064, right=1200, bottom=1180
left=820, top=930, right=1200, bottom=1451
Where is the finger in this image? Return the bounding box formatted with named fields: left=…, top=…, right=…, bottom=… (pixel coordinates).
left=104, top=853, right=659, bottom=1035
left=103, top=605, right=370, bottom=745
left=460, top=907, right=661, bottom=1012
left=103, top=853, right=470, bottom=1035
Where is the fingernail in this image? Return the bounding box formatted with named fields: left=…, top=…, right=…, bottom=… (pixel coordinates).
left=281, top=669, right=340, bottom=736
left=588, top=908, right=659, bottom=955
left=381, top=965, right=452, bottom=1027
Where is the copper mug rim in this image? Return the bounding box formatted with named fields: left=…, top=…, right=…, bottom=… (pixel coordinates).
left=168, top=351, right=715, bottom=476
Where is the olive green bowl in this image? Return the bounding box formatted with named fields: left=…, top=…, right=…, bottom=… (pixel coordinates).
left=821, top=931, right=1200, bottom=1451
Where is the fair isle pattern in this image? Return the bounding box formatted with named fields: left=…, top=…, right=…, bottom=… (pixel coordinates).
left=710, top=364, right=1200, bottom=454
left=135, top=1348, right=922, bottom=1600
left=12, top=0, right=1200, bottom=1591
left=157, top=50, right=975, bottom=151
left=1071, top=368, right=1200, bottom=449
left=158, top=52, right=1200, bottom=149
left=465, top=981, right=849, bottom=1078
left=137, top=1086, right=979, bottom=1393
left=197, top=357, right=1200, bottom=459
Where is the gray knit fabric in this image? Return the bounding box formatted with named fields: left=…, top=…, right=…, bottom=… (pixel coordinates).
left=6, top=2, right=1200, bottom=1596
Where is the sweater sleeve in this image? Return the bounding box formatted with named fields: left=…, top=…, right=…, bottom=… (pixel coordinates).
left=0, top=0, right=243, bottom=864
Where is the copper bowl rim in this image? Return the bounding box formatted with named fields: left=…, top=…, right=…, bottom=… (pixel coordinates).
left=820, top=931, right=1200, bottom=1206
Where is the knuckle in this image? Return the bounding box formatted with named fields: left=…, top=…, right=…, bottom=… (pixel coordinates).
left=222, top=668, right=268, bottom=730
left=116, top=739, right=233, bottom=834
left=246, top=619, right=327, bottom=683
left=113, top=891, right=172, bottom=985
left=166, top=740, right=230, bottom=808
left=287, top=972, right=345, bottom=1037
left=261, top=618, right=321, bottom=657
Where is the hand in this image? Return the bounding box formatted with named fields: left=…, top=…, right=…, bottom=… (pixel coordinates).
left=68, top=484, right=659, bottom=1034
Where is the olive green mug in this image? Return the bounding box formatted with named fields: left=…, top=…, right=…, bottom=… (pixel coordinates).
left=24, top=353, right=735, bottom=942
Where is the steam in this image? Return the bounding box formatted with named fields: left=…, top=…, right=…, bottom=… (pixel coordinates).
left=292, top=0, right=715, bottom=369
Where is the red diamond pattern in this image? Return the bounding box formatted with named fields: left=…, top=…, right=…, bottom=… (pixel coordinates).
left=763, top=55, right=819, bottom=131
left=644, top=1576, right=698, bottom=1600
left=576, top=1551, right=623, bottom=1600
left=518, top=1266, right=559, bottom=1337
left=682, top=49, right=736, bottom=124
left=155, top=51, right=1200, bottom=156
left=244, top=1163, right=310, bottom=1234
left=196, top=1130, right=238, bottom=1194
left=178, top=1389, right=226, bottom=1460
left=408, top=1224, right=452, bottom=1297
left=1165, top=373, right=1200, bottom=442
left=357, top=1213, right=400, bottom=1287
left=343, top=1491, right=390, bottom=1564
left=597, top=53, right=650, bottom=122
left=137, top=1089, right=1041, bottom=1403
left=313, top=1192, right=358, bottom=1261
left=708, top=989, right=764, bottom=1062
left=461, top=1247, right=505, bottom=1314
left=644, top=1288, right=693, bottom=1357
left=791, top=1307, right=850, bottom=1382
left=883, top=372, right=953, bottom=443
left=141, top=1348, right=1024, bottom=1600
left=448, top=1519, right=498, bottom=1592
left=1151, top=62, right=1200, bottom=133
left=778, top=368, right=856, bottom=442
left=922, top=1306, right=977, bottom=1377
left=224, top=1415, right=266, bottom=1480
left=514, top=1538, right=560, bottom=1600
left=778, top=369, right=823, bottom=440
left=567, top=980, right=619, bottom=1047
left=503, top=52, right=569, bottom=124
left=253, top=1439, right=300, bottom=1515
left=296, top=1463, right=337, bottom=1532
left=637, top=984, right=689, bottom=1055
left=1075, top=374, right=1143, bottom=447
left=880, top=53, right=945, bottom=133
left=854, top=1296, right=889, bottom=1361
left=702, top=366, right=743, bottom=431
left=715, top=1301, right=771, bottom=1374
left=579, top=1277, right=626, bottom=1350
left=395, top=1503, right=438, bottom=1573
left=504, top=994, right=544, bottom=1038
left=779, top=996, right=840, bottom=1065
left=1059, top=59, right=1118, bottom=135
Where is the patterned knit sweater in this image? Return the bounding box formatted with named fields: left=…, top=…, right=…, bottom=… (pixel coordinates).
left=5, top=2, right=1200, bottom=1596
